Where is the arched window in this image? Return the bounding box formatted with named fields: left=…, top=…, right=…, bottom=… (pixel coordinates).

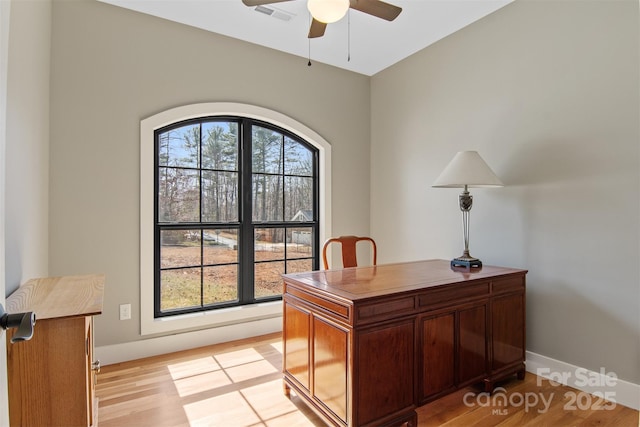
left=155, top=117, right=318, bottom=317
left=141, top=103, right=331, bottom=334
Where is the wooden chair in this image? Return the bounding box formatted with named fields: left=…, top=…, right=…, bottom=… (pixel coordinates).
left=322, top=235, right=377, bottom=270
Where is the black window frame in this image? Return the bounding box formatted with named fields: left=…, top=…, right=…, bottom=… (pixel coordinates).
left=153, top=116, right=319, bottom=318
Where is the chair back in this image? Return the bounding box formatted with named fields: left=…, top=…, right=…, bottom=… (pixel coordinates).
left=322, top=235, right=377, bottom=270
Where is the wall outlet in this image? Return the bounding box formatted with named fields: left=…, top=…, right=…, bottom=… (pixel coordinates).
left=119, top=303, right=131, bottom=320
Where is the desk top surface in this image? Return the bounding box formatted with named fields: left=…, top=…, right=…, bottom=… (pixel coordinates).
left=283, top=259, right=527, bottom=301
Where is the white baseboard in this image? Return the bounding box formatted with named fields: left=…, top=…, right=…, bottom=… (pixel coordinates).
left=526, top=351, right=640, bottom=410
left=95, top=316, right=282, bottom=366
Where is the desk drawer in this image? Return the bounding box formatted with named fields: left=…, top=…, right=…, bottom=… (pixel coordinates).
left=492, top=276, right=525, bottom=294
left=418, top=282, right=490, bottom=310
left=356, top=296, right=415, bottom=324
left=286, top=286, right=351, bottom=322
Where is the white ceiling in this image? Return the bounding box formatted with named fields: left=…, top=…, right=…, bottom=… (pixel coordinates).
left=99, top=0, right=513, bottom=76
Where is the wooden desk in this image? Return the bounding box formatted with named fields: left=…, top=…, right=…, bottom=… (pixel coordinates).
left=282, top=259, right=527, bottom=427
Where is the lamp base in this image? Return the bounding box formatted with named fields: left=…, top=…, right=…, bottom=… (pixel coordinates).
left=450, top=256, right=482, bottom=268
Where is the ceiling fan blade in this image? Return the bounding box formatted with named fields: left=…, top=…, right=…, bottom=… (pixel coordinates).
left=349, top=0, right=402, bottom=21
left=242, top=0, right=292, bottom=6
left=308, top=18, right=327, bottom=38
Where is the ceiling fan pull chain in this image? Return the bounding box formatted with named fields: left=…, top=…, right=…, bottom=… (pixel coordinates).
left=308, top=11, right=312, bottom=66
left=347, top=9, right=351, bottom=62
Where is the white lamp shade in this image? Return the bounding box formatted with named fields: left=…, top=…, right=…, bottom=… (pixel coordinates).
left=432, top=151, right=503, bottom=188
left=307, top=0, right=350, bottom=23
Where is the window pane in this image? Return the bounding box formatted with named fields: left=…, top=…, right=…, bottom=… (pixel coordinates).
left=252, top=126, right=282, bottom=174
left=255, top=228, right=285, bottom=262
left=158, top=124, right=200, bottom=168
left=203, top=229, right=239, bottom=265
left=255, top=261, right=284, bottom=299
left=287, top=259, right=313, bottom=274
left=288, top=227, right=314, bottom=259
left=202, top=171, right=239, bottom=222
left=285, top=137, right=313, bottom=176
left=285, top=176, right=313, bottom=222
left=252, top=174, right=284, bottom=222
left=160, top=230, right=201, bottom=268
left=160, top=268, right=201, bottom=311
left=158, top=168, right=200, bottom=222
left=201, top=122, right=238, bottom=171
left=203, top=265, right=238, bottom=304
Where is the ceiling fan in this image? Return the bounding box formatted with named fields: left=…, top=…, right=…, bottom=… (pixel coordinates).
left=242, top=0, right=402, bottom=38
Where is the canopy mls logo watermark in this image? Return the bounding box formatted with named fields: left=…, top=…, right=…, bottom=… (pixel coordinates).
left=462, top=367, right=618, bottom=416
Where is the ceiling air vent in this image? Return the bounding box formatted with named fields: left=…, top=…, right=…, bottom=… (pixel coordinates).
left=254, top=5, right=294, bottom=22
left=255, top=5, right=274, bottom=15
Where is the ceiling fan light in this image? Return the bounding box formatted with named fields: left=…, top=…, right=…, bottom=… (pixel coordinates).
left=307, top=0, right=350, bottom=24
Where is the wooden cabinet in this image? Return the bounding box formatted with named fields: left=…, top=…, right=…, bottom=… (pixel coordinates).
left=459, top=303, right=488, bottom=384
left=490, top=277, right=526, bottom=383
left=283, top=298, right=416, bottom=427
left=420, top=312, right=455, bottom=398
left=5, top=275, right=105, bottom=427
left=418, top=301, right=488, bottom=402
left=313, top=315, right=349, bottom=422
left=355, top=319, right=415, bottom=426
left=282, top=259, right=526, bottom=427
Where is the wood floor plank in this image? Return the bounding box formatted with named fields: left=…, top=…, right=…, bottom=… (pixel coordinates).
left=97, top=333, right=639, bottom=426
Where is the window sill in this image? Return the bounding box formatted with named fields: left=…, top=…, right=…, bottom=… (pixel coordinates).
left=140, top=300, right=282, bottom=336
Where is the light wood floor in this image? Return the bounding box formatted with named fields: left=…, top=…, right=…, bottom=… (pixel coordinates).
left=96, top=333, right=639, bottom=427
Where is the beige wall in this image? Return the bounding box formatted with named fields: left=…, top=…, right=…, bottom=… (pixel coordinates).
left=3, top=0, right=52, bottom=421
left=5, top=0, right=50, bottom=295
left=49, top=0, right=371, bottom=346
left=371, top=0, right=639, bottom=383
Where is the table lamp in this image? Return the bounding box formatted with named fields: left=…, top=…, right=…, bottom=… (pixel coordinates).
left=432, top=151, right=503, bottom=268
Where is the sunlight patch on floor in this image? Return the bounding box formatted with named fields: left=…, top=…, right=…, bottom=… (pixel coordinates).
left=184, top=391, right=262, bottom=426
left=241, top=379, right=303, bottom=420
left=225, top=359, right=279, bottom=383
left=174, top=369, right=233, bottom=397
left=215, top=347, right=263, bottom=369
left=182, top=380, right=317, bottom=427
left=168, top=356, right=221, bottom=380
left=270, top=341, right=283, bottom=353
